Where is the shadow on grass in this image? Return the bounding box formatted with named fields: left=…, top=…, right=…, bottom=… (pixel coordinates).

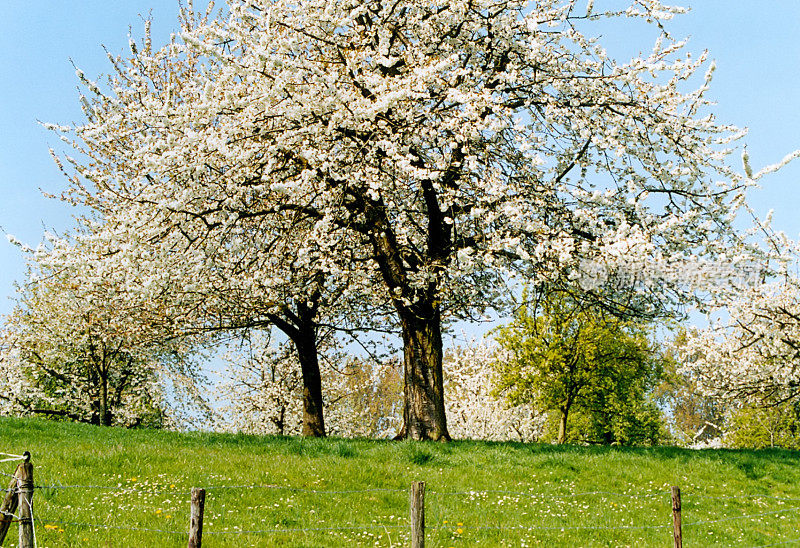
left=4, top=416, right=800, bottom=480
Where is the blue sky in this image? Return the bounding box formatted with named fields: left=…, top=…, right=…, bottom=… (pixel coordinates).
left=1, top=1, right=799, bottom=319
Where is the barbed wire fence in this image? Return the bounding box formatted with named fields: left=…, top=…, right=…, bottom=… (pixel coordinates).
left=8, top=452, right=800, bottom=547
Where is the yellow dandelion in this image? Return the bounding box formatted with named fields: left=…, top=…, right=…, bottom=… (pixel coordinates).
left=156, top=509, right=162, bottom=514
left=44, top=524, right=59, bottom=530
left=457, top=522, right=463, bottom=526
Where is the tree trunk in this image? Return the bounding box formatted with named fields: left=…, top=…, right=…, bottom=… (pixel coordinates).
left=558, top=408, right=569, bottom=444
left=270, top=303, right=326, bottom=438
left=396, top=307, right=450, bottom=441
left=295, top=332, right=326, bottom=437
left=274, top=405, right=286, bottom=436
left=100, top=371, right=111, bottom=426
left=359, top=186, right=451, bottom=441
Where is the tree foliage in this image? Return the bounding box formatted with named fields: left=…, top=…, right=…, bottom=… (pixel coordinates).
left=494, top=290, right=666, bottom=445
left=724, top=402, right=800, bottom=450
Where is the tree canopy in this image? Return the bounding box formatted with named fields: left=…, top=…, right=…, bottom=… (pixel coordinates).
left=680, top=274, right=800, bottom=406
left=41, top=0, right=774, bottom=439
left=0, top=239, right=208, bottom=427
left=494, top=290, right=666, bottom=444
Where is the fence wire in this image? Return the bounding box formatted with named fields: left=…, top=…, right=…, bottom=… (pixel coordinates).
left=682, top=506, right=800, bottom=527
left=35, top=517, right=407, bottom=536
left=34, top=483, right=406, bottom=496
left=204, top=525, right=407, bottom=535
left=34, top=484, right=189, bottom=496
left=428, top=523, right=672, bottom=532
left=751, top=536, right=800, bottom=547
left=34, top=518, right=186, bottom=535
left=34, top=482, right=800, bottom=502
left=687, top=492, right=800, bottom=503
left=429, top=488, right=669, bottom=499
left=23, top=479, right=800, bottom=543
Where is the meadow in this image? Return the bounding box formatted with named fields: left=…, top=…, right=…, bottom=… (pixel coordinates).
left=3, top=417, right=800, bottom=547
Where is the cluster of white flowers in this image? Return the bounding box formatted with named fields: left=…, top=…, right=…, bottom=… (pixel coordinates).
left=679, top=274, right=800, bottom=405
left=445, top=339, right=545, bottom=442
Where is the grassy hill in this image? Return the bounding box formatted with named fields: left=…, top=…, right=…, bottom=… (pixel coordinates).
left=2, top=417, right=800, bottom=547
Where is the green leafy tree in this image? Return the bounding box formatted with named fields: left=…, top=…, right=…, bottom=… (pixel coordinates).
left=494, top=291, right=667, bottom=445
left=553, top=397, right=669, bottom=446
left=725, top=403, right=800, bottom=450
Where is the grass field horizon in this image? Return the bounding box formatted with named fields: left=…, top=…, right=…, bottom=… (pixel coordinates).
left=3, top=417, right=800, bottom=546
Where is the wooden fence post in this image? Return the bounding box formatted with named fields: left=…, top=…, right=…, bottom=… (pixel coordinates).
left=410, top=481, right=425, bottom=548
left=0, top=464, right=21, bottom=545
left=17, top=453, right=33, bottom=548
left=188, top=487, right=206, bottom=548
left=671, top=486, right=682, bottom=548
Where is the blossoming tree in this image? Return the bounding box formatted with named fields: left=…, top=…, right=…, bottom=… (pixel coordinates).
left=50, top=0, right=766, bottom=439
left=0, top=238, right=208, bottom=427
left=680, top=275, right=800, bottom=406
left=445, top=340, right=545, bottom=442
left=216, top=328, right=404, bottom=437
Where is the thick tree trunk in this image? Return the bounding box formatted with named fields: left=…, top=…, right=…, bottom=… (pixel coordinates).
left=358, top=181, right=451, bottom=441
left=295, top=332, right=326, bottom=437
left=396, top=308, right=450, bottom=441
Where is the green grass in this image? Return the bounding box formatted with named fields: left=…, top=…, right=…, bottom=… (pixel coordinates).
left=3, top=417, right=800, bottom=546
